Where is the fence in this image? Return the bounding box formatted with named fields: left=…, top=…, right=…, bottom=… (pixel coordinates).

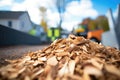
left=0, top=25, right=41, bottom=46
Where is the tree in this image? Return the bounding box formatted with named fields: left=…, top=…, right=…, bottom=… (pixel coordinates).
left=39, top=7, right=48, bottom=32
left=40, top=18, right=48, bottom=32
left=81, top=18, right=97, bottom=31
left=88, top=20, right=97, bottom=30
left=81, top=16, right=109, bottom=31
left=95, top=16, right=109, bottom=31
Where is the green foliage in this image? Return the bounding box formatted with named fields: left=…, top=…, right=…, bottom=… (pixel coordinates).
left=29, top=29, right=36, bottom=36
left=88, top=20, right=97, bottom=30
left=95, top=16, right=109, bottom=31
left=80, top=16, right=109, bottom=31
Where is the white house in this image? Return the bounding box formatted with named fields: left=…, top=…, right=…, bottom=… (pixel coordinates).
left=0, top=11, right=33, bottom=33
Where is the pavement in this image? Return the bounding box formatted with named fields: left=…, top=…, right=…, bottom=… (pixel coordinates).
left=0, top=45, right=49, bottom=67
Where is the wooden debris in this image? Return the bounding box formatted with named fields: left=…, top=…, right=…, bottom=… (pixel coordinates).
left=47, top=56, right=58, bottom=66
left=0, top=34, right=120, bottom=80
left=104, top=64, right=120, bottom=77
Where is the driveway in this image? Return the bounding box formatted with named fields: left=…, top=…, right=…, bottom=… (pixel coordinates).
left=0, top=45, right=49, bottom=67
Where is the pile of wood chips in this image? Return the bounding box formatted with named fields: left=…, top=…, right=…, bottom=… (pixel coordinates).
left=0, top=34, right=120, bottom=80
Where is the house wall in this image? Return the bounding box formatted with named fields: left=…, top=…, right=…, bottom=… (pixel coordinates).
left=0, top=19, right=20, bottom=30
left=19, top=13, right=33, bottom=33
left=0, top=12, right=33, bottom=33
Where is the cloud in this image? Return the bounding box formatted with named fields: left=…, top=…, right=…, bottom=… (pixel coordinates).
left=11, top=0, right=57, bottom=25
left=0, top=0, right=98, bottom=31
left=66, top=0, right=98, bottom=18
left=62, top=0, right=98, bottom=31
left=11, top=0, right=41, bottom=24
left=47, top=10, right=60, bottom=27
left=0, top=0, right=13, bottom=7
left=62, top=21, right=79, bottom=31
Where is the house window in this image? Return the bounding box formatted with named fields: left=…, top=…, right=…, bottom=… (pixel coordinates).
left=8, top=21, right=12, bottom=27
left=21, top=21, right=24, bottom=29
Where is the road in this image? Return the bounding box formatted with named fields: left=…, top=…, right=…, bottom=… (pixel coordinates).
left=0, top=45, right=49, bottom=67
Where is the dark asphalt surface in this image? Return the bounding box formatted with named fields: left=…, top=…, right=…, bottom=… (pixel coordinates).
left=0, top=45, right=49, bottom=67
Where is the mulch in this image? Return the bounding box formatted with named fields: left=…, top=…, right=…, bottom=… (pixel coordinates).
left=0, top=35, right=120, bottom=80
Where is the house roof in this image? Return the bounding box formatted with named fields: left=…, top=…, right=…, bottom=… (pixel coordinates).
left=0, top=11, right=27, bottom=19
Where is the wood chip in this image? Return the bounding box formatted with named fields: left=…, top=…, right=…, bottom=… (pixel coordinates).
left=47, top=56, right=58, bottom=66
left=105, top=64, right=120, bottom=77
left=0, top=34, right=120, bottom=80
left=68, top=60, right=75, bottom=75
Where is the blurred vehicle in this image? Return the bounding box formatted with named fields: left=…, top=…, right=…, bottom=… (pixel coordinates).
left=47, top=27, right=71, bottom=41
left=73, top=24, right=103, bottom=42
left=47, top=27, right=60, bottom=41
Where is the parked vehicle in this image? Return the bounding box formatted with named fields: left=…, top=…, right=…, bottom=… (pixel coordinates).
left=73, top=24, right=103, bottom=42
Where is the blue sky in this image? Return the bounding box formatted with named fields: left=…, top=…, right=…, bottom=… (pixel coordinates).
left=0, top=0, right=120, bottom=31
left=92, top=0, right=120, bottom=15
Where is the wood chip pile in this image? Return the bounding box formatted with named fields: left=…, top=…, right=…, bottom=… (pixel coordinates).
left=0, top=34, right=120, bottom=80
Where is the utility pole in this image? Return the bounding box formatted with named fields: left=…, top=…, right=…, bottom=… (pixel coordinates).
left=56, top=0, right=66, bottom=30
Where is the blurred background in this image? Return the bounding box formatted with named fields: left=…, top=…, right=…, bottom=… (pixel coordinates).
left=0, top=0, right=120, bottom=49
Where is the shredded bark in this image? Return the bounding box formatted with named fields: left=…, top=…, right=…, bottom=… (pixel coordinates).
left=0, top=34, right=120, bottom=80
